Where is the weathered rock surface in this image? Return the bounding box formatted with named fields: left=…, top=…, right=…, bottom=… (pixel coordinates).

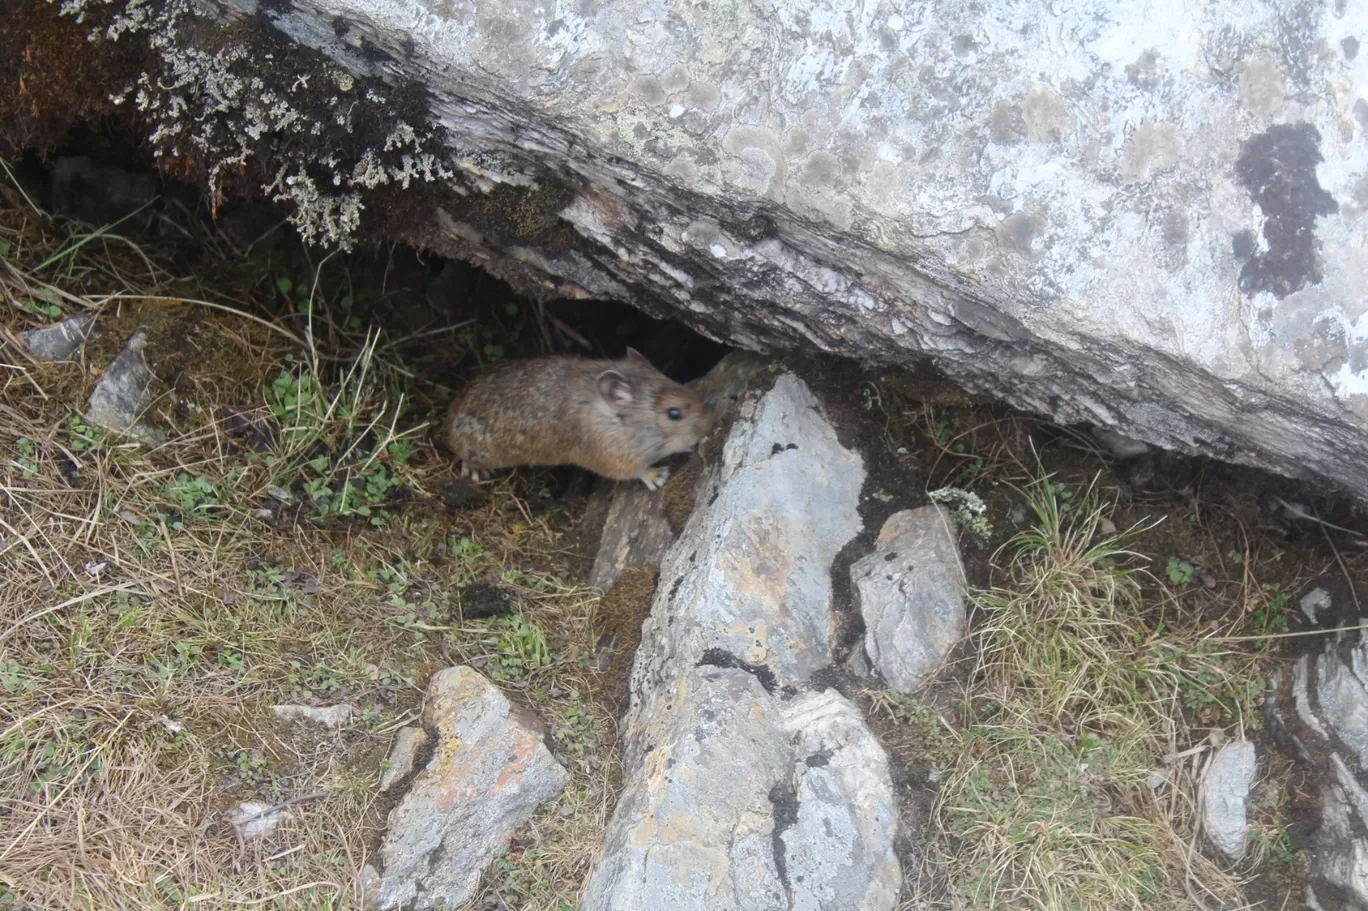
left=850, top=506, right=966, bottom=693
left=19, top=313, right=97, bottom=361
left=364, top=666, right=566, bottom=911
left=271, top=702, right=355, bottom=729
left=1201, top=740, right=1257, bottom=862
left=378, top=726, right=428, bottom=793
left=85, top=327, right=160, bottom=439
left=1268, top=632, right=1368, bottom=908
left=32, top=0, right=1368, bottom=499
left=586, top=481, right=674, bottom=592
left=582, top=374, right=901, bottom=910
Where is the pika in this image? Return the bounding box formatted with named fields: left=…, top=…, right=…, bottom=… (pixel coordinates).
left=445, top=348, right=712, bottom=490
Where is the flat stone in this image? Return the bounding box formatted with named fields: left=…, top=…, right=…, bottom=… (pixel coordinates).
left=1201, top=740, right=1256, bottom=861
left=19, top=313, right=97, bottom=361
left=582, top=375, right=900, bottom=911
left=271, top=703, right=355, bottom=729
left=228, top=801, right=288, bottom=840
left=379, top=727, right=429, bottom=793
left=850, top=506, right=967, bottom=693
left=363, top=667, right=566, bottom=911
left=85, top=327, right=162, bottom=440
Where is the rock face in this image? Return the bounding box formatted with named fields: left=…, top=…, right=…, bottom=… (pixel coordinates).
left=849, top=506, right=967, bottom=693
left=1268, top=633, right=1368, bottom=908
left=30, top=0, right=1368, bottom=498
left=581, top=374, right=901, bottom=911
left=364, top=667, right=566, bottom=911
left=1201, top=740, right=1257, bottom=862
left=85, top=327, right=160, bottom=439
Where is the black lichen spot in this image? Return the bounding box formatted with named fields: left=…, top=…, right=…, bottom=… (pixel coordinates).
left=331, top=17, right=350, bottom=40
left=1344, top=36, right=1360, bottom=60
left=357, top=35, right=397, bottom=66
left=255, top=0, right=293, bottom=15
left=697, top=647, right=777, bottom=694
left=768, top=782, right=799, bottom=892
left=805, top=749, right=833, bottom=767
left=1235, top=123, right=1338, bottom=299
left=1231, top=229, right=1258, bottom=261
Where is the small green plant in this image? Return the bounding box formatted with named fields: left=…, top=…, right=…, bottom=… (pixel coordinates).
left=929, top=486, right=992, bottom=542
left=1252, top=583, right=1293, bottom=640
left=163, top=473, right=220, bottom=519
left=286, top=660, right=344, bottom=699
left=339, top=294, right=362, bottom=330
left=486, top=614, right=550, bottom=681
left=768, top=360, right=789, bottom=373
left=11, top=436, right=37, bottom=478
left=1166, top=556, right=1195, bottom=585
left=64, top=414, right=105, bottom=452
left=275, top=275, right=317, bottom=315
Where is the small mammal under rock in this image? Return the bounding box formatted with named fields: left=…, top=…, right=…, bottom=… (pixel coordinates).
left=446, top=348, right=712, bottom=490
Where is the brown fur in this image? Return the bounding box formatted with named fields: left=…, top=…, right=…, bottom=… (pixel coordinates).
left=445, top=349, right=712, bottom=489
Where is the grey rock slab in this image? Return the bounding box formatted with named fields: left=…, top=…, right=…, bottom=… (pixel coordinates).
left=1201, top=740, right=1256, bottom=861
left=583, top=375, right=899, bottom=911
left=583, top=671, right=899, bottom=911
left=851, top=506, right=967, bottom=693
left=19, top=313, right=96, bottom=361
left=1268, top=631, right=1368, bottom=906
left=85, top=327, right=162, bottom=440
left=780, top=691, right=901, bottom=911
left=628, top=373, right=866, bottom=703
left=378, top=726, right=428, bottom=793
left=271, top=703, right=355, bottom=729
left=364, top=667, right=566, bottom=911
left=88, top=0, right=1368, bottom=500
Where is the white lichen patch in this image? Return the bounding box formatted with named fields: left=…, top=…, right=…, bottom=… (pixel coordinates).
left=54, top=0, right=456, bottom=250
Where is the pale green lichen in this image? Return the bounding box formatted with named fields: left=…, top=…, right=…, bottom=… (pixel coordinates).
left=928, top=487, right=992, bottom=542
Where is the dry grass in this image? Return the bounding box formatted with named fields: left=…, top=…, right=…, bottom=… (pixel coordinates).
left=918, top=475, right=1280, bottom=911
left=0, top=171, right=617, bottom=910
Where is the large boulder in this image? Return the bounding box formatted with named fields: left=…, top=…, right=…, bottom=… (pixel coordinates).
left=14, top=0, right=1368, bottom=497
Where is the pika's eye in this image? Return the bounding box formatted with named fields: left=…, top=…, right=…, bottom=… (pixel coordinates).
left=667, top=407, right=683, bottom=421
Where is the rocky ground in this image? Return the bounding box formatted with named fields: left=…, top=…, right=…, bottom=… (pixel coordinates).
left=2, top=152, right=1366, bottom=910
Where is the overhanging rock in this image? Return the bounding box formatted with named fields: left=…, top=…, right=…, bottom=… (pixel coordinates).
left=21, top=0, right=1368, bottom=498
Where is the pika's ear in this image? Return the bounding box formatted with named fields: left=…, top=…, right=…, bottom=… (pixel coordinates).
left=624, top=347, right=651, bottom=368
left=597, top=370, right=635, bottom=411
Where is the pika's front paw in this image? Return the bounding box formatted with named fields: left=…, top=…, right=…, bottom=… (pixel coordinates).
left=639, top=466, right=670, bottom=491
